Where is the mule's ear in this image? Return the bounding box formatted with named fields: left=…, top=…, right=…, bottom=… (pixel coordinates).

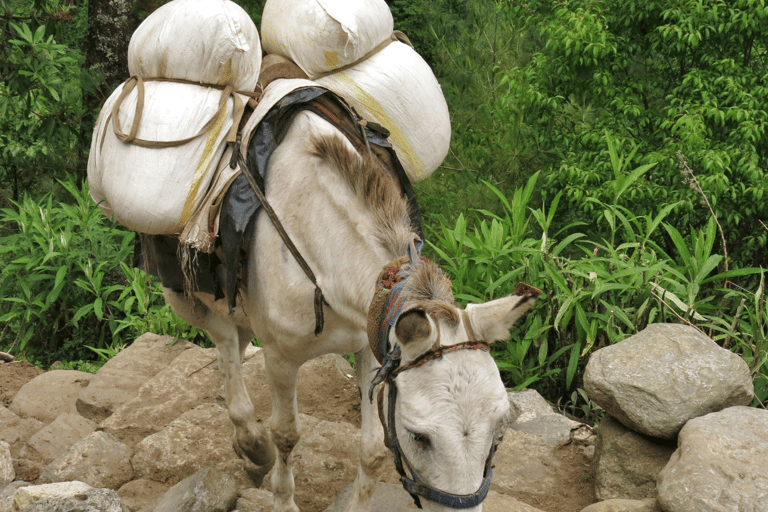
left=395, top=309, right=432, bottom=346
left=466, top=283, right=541, bottom=343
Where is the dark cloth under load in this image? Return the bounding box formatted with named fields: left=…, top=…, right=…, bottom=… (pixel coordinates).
left=137, top=87, right=423, bottom=307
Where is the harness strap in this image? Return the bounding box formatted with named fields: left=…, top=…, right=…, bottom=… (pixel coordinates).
left=393, top=341, right=489, bottom=376
left=234, top=149, right=327, bottom=336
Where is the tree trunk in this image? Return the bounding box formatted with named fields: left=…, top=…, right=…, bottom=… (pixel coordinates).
left=85, top=0, right=141, bottom=90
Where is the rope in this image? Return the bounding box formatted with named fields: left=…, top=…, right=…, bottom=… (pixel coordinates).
left=109, top=76, right=259, bottom=149
left=311, top=31, right=414, bottom=80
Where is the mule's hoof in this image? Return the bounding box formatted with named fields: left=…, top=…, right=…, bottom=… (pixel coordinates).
left=234, top=426, right=276, bottom=467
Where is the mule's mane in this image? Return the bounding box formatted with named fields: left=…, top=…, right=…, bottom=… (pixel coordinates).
left=312, top=132, right=459, bottom=326
left=311, top=133, right=414, bottom=256
left=405, top=259, right=459, bottom=326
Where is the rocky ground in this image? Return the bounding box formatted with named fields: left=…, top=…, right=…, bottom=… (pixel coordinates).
left=2, top=323, right=766, bottom=512
left=0, top=334, right=596, bottom=512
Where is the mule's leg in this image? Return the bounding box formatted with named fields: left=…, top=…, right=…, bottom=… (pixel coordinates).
left=345, top=347, right=388, bottom=512
left=264, top=349, right=302, bottom=512
left=162, top=289, right=274, bottom=467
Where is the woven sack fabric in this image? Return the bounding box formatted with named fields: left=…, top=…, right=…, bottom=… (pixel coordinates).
left=261, top=0, right=393, bottom=79
left=316, top=42, right=450, bottom=183
left=128, top=0, right=262, bottom=90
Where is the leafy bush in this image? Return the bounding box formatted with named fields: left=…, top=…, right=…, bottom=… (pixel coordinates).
left=1, top=0, right=101, bottom=200
left=428, top=165, right=767, bottom=408
left=0, top=176, right=207, bottom=366
left=501, top=0, right=768, bottom=269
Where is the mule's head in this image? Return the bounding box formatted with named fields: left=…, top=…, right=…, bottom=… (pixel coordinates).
left=379, top=278, right=541, bottom=511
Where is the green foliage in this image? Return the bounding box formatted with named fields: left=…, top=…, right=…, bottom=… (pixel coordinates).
left=0, top=0, right=101, bottom=200
left=0, top=176, right=208, bottom=366
left=396, top=0, right=534, bottom=223
left=501, top=0, right=768, bottom=269
left=428, top=167, right=767, bottom=408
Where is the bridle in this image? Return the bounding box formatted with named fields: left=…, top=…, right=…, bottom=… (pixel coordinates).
left=367, top=238, right=499, bottom=509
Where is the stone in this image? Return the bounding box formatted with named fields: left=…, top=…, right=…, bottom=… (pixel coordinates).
left=489, top=429, right=594, bottom=507
left=9, top=370, right=93, bottom=424
left=117, top=478, right=170, bottom=512
left=234, top=487, right=274, bottom=511
left=0, top=406, right=43, bottom=458
left=1, top=482, right=30, bottom=512
left=99, top=344, right=222, bottom=448
left=507, top=389, right=582, bottom=446
left=579, top=498, right=660, bottom=512
left=76, top=333, right=194, bottom=422
left=131, top=403, right=238, bottom=486
left=0, top=442, right=12, bottom=487
left=23, top=486, right=131, bottom=512
left=584, top=323, right=754, bottom=439
left=657, top=406, right=768, bottom=512
left=41, top=431, right=133, bottom=489
left=506, top=389, right=583, bottom=446
left=153, top=467, right=238, bottom=512
left=22, top=412, right=97, bottom=463
left=593, top=415, right=675, bottom=501
left=13, top=481, right=92, bottom=510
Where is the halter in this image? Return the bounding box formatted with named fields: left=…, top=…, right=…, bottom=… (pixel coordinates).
left=367, top=237, right=498, bottom=509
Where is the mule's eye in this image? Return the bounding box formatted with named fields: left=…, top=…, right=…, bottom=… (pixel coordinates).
left=408, top=430, right=432, bottom=449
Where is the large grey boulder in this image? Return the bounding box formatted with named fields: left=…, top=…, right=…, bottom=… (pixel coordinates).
left=584, top=323, right=754, bottom=438
left=153, top=467, right=238, bottom=512
left=593, top=415, right=675, bottom=500
left=21, top=413, right=97, bottom=463
left=0, top=407, right=43, bottom=458
left=41, top=432, right=133, bottom=489
left=9, top=370, right=93, bottom=424
left=507, top=389, right=582, bottom=446
left=657, top=406, right=768, bottom=512
left=131, top=403, right=238, bottom=486
left=99, top=345, right=222, bottom=448
left=76, top=333, right=194, bottom=422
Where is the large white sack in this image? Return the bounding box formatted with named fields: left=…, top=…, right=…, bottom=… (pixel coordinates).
left=88, top=81, right=246, bottom=235
left=261, top=0, right=393, bottom=79
left=316, top=41, right=450, bottom=182
left=128, top=0, right=262, bottom=90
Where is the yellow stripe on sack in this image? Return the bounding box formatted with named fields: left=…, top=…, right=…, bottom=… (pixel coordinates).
left=179, top=101, right=228, bottom=226
left=334, top=74, right=423, bottom=176
left=325, top=50, right=339, bottom=70
left=219, top=58, right=234, bottom=86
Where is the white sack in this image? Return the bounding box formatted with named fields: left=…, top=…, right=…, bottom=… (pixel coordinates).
left=88, top=81, right=246, bottom=235
left=128, top=0, right=262, bottom=90
left=180, top=78, right=319, bottom=251
left=316, top=42, right=451, bottom=182
left=261, top=0, right=393, bottom=79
